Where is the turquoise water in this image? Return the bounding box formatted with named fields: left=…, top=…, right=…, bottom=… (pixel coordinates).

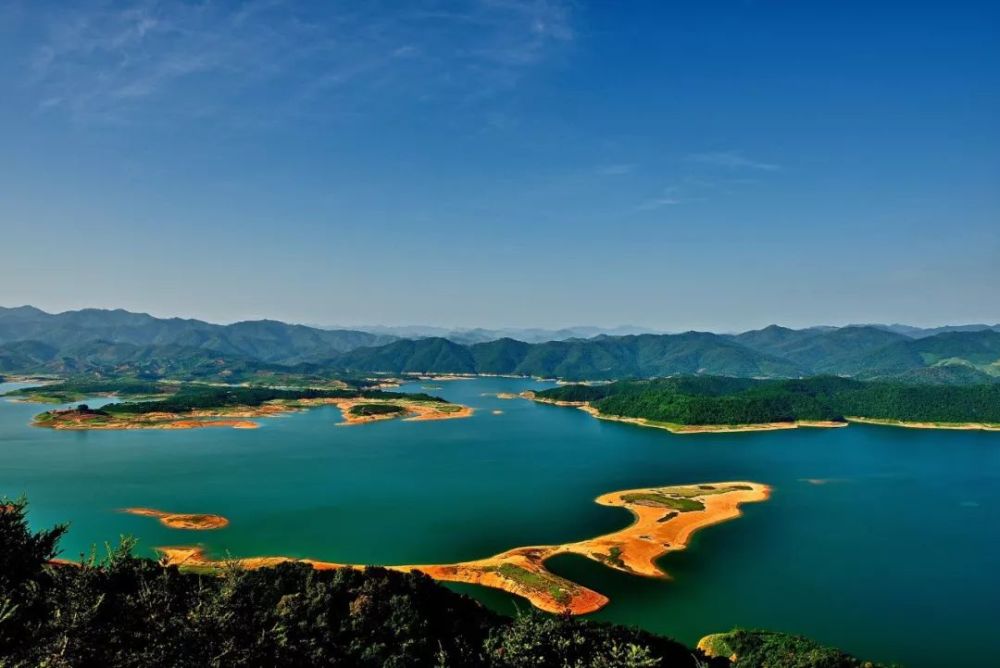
left=1, top=378, right=998, bottom=666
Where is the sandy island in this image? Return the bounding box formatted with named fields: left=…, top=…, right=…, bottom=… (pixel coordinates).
left=122, top=508, right=229, bottom=530
left=326, top=398, right=474, bottom=425
left=34, top=397, right=473, bottom=431
left=154, top=481, right=768, bottom=615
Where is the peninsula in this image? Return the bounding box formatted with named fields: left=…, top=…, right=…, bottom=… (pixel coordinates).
left=531, top=376, right=1000, bottom=433
left=151, top=481, right=769, bottom=614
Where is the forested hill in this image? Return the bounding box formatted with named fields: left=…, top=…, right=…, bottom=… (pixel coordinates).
left=328, top=334, right=805, bottom=379
left=0, top=306, right=395, bottom=365
left=535, top=376, right=1000, bottom=426
left=328, top=329, right=1000, bottom=382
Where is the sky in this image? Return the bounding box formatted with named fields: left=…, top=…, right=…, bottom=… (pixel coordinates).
left=0, top=1, right=997, bottom=331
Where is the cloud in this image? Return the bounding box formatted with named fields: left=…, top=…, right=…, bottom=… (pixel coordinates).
left=18, top=0, right=574, bottom=125
left=633, top=187, right=682, bottom=211
left=687, top=150, right=780, bottom=171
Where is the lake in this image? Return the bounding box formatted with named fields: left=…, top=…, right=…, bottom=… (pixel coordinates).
left=1, top=377, right=997, bottom=666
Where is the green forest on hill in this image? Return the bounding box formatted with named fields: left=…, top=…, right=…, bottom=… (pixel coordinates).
left=536, top=376, right=1000, bottom=426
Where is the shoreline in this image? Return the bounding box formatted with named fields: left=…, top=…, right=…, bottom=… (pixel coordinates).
left=845, top=416, right=1000, bottom=431
left=152, top=481, right=769, bottom=615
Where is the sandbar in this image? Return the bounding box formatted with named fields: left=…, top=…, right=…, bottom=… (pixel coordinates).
left=153, top=481, right=768, bottom=615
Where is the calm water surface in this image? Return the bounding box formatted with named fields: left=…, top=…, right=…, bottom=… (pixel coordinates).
left=1, top=378, right=998, bottom=666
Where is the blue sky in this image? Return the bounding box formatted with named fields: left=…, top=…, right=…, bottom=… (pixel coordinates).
left=1, top=1, right=997, bottom=330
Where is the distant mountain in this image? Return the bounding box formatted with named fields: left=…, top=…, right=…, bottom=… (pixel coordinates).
left=323, top=324, right=659, bottom=344
left=0, top=340, right=282, bottom=380
left=3, top=306, right=1000, bottom=384
left=0, top=306, right=395, bottom=366
left=331, top=332, right=805, bottom=380
left=851, top=330, right=1000, bottom=378
left=732, top=325, right=910, bottom=375
left=332, top=327, right=1000, bottom=382
left=862, top=323, right=1000, bottom=338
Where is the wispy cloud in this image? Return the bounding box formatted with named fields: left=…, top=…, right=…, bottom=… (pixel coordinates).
left=632, top=187, right=682, bottom=212
left=687, top=150, right=780, bottom=171
left=17, top=0, right=574, bottom=125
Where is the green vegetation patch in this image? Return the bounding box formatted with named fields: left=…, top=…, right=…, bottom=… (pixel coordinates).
left=6, top=379, right=174, bottom=404
left=348, top=403, right=407, bottom=417
left=539, top=375, right=1000, bottom=426
left=494, top=564, right=573, bottom=605
left=101, top=386, right=446, bottom=416
left=621, top=492, right=704, bottom=512
left=705, top=629, right=884, bottom=667
left=664, top=484, right=751, bottom=498
left=597, top=546, right=627, bottom=570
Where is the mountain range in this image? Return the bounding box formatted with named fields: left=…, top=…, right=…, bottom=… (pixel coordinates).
left=1, top=306, right=998, bottom=383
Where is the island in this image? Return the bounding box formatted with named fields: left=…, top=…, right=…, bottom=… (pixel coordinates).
left=530, top=376, right=1000, bottom=433
left=151, top=481, right=769, bottom=614
left=121, top=507, right=229, bottom=530
left=31, top=386, right=472, bottom=430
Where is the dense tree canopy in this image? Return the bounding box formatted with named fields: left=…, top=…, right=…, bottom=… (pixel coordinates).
left=537, top=376, right=1000, bottom=425
left=102, top=386, right=444, bottom=415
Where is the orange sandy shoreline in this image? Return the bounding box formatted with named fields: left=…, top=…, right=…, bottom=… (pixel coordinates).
left=154, top=481, right=769, bottom=615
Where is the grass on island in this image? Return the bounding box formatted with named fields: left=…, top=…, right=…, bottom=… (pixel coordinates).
left=431, top=403, right=465, bottom=413
left=598, top=546, right=626, bottom=570
left=347, top=403, right=408, bottom=417
left=493, top=564, right=573, bottom=606
left=620, top=492, right=705, bottom=512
